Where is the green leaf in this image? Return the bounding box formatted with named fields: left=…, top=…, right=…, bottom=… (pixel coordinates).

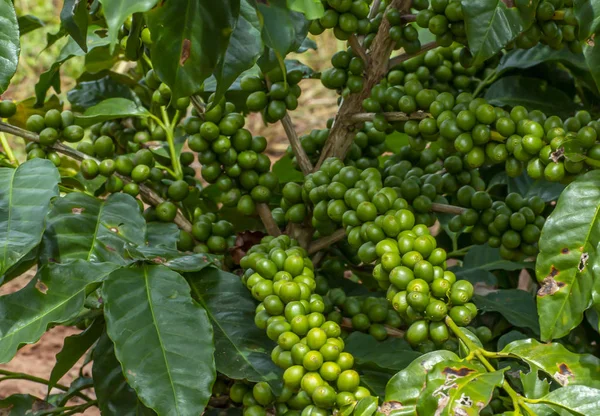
left=473, top=289, right=540, bottom=334
left=146, top=222, right=179, bottom=249
left=354, top=396, right=378, bottom=416
left=103, top=265, right=216, bottom=415
left=417, top=361, right=504, bottom=415
left=583, top=43, right=600, bottom=92
left=385, top=131, right=410, bottom=154
left=485, top=75, right=579, bottom=117
left=535, top=171, right=600, bottom=341
left=60, top=0, right=89, bottom=52
left=0, top=261, right=118, bottom=363
left=0, top=159, right=60, bottom=278
left=574, top=0, right=600, bottom=40
left=93, top=331, right=156, bottom=416
left=258, top=1, right=309, bottom=66
left=272, top=155, right=304, bottom=183
left=42, top=192, right=146, bottom=265
left=99, top=0, right=159, bottom=52
left=528, top=385, right=600, bottom=416
left=520, top=370, right=550, bottom=400
left=35, top=26, right=110, bottom=105
left=450, top=244, right=531, bottom=286
left=17, top=15, right=45, bottom=36
left=344, top=332, right=421, bottom=371
left=507, top=173, right=565, bottom=202
left=497, top=330, right=527, bottom=351
left=187, top=267, right=283, bottom=392
left=213, top=0, right=262, bottom=105
left=48, top=318, right=104, bottom=393
left=75, top=97, right=150, bottom=127
left=0, top=394, right=50, bottom=414
left=460, top=0, right=527, bottom=65
left=500, top=338, right=600, bottom=388
left=125, top=245, right=220, bottom=272
left=497, top=44, right=587, bottom=74
left=0, top=0, right=19, bottom=93
left=287, top=0, right=325, bottom=19
left=67, top=75, right=139, bottom=112
left=384, top=351, right=460, bottom=414
left=146, top=0, right=239, bottom=99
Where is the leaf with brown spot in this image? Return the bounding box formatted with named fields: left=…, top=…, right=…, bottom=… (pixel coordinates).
left=442, top=367, right=475, bottom=377
left=537, top=276, right=562, bottom=297
left=180, top=38, right=191, bottom=66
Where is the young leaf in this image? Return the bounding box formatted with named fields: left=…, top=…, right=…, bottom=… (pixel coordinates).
left=0, top=261, right=118, bottom=363
left=146, top=0, right=240, bottom=99
left=272, top=155, right=304, bottom=183
left=103, top=265, right=216, bottom=416
left=42, top=192, right=146, bottom=265
left=287, top=0, right=325, bottom=19
left=501, top=338, right=600, bottom=388
left=187, top=267, right=284, bottom=392
left=520, top=370, right=550, bottom=400
left=93, top=331, right=156, bottom=416
left=17, top=15, right=45, bottom=36
left=74, top=97, right=150, bottom=127
left=535, top=171, right=600, bottom=341
left=0, top=159, right=60, bottom=279
left=60, top=0, right=89, bottom=52
left=474, top=289, right=540, bottom=335
left=528, top=385, right=600, bottom=416
left=48, top=318, right=104, bottom=394
left=0, top=0, right=19, bottom=94
left=98, top=0, right=159, bottom=51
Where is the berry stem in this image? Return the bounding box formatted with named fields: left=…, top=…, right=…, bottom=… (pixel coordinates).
left=348, top=34, right=369, bottom=65
left=0, top=132, right=17, bottom=165
left=308, top=228, right=346, bottom=254
left=349, top=111, right=429, bottom=123
left=431, top=203, right=467, bottom=215
left=257, top=203, right=282, bottom=236
left=0, top=120, right=193, bottom=233
left=155, top=110, right=183, bottom=179
left=388, top=41, right=438, bottom=69
left=473, top=69, right=498, bottom=98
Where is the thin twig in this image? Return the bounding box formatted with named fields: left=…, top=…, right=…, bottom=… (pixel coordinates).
left=341, top=317, right=405, bottom=338
left=431, top=203, right=467, bottom=215
left=281, top=113, right=313, bottom=175
left=348, top=35, right=369, bottom=65
left=0, top=370, right=94, bottom=403
left=256, top=203, right=282, bottom=237
left=0, top=121, right=193, bottom=233
left=349, top=111, right=429, bottom=123
left=388, top=41, right=438, bottom=69
left=308, top=229, right=346, bottom=255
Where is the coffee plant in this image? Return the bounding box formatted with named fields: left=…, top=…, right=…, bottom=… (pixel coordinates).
left=2, top=0, right=600, bottom=414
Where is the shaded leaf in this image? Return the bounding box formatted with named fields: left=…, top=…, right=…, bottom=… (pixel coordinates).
left=473, top=289, right=539, bottom=334
left=67, top=75, right=139, bottom=112
left=0, top=159, right=60, bottom=278
left=501, top=338, right=600, bottom=388
left=272, top=155, right=304, bottom=183
left=496, top=330, right=527, bottom=351
left=574, top=0, right=600, bottom=40
left=60, top=0, right=89, bottom=51
left=187, top=267, right=283, bottom=393
left=0, top=261, right=118, bottom=363
left=42, top=192, right=146, bottom=265
left=145, top=222, right=179, bottom=249
left=535, top=171, right=600, bottom=341
left=584, top=43, right=600, bottom=92
left=0, top=0, right=19, bottom=94
left=93, top=331, right=156, bottom=416
left=99, top=0, right=159, bottom=51
left=103, top=265, right=216, bottom=415
left=17, top=15, right=45, bottom=36
left=75, top=97, right=150, bottom=127
left=507, top=173, right=565, bottom=202
left=344, top=332, right=420, bottom=371
left=0, top=394, right=51, bottom=414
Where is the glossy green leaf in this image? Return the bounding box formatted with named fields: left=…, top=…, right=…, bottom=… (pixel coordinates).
left=48, top=318, right=104, bottom=393
left=520, top=370, right=550, bottom=400
left=0, top=261, right=118, bottom=363
left=213, top=0, right=262, bottom=105
left=60, top=0, right=89, bottom=51
left=485, top=76, right=579, bottom=117
left=528, top=385, right=600, bottom=416
left=42, top=192, right=146, bottom=265
left=17, top=15, right=45, bottom=36
left=146, top=0, right=239, bottom=99
left=450, top=244, right=531, bottom=286
left=67, top=75, right=139, bottom=112
left=188, top=267, right=283, bottom=392
left=501, top=339, right=600, bottom=388
left=384, top=351, right=459, bottom=415
left=497, top=44, right=587, bottom=74
left=288, top=0, right=325, bottom=19
left=460, top=0, right=527, bottom=65
left=272, top=155, right=304, bottom=183
left=0, top=159, right=60, bottom=278
left=535, top=171, right=600, bottom=341
left=99, top=0, right=159, bottom=51
left=474, top=289, right=540, bottom=334
left=258, top=1, right=309, bottom=65
left=35, top=26, right=110, bottom=105
left=75, top=97, right=150, bottom=127
left=417, top=361, right=504, bottom=415
left=126, top=246, right=220, bottom=272
left=103, top=265, right=216, bottom=416
left=0, top=0, right=19, bottom=93
left=345, top=332, right=420, bottom=371
left=93, top=331, right=156, bottom=416
left=145, top=222, right=179, bottom=249
left=507, top=173, right=565, bottom=202
left=354, top=396, right=378, bottom=416
left=574, top=0, right=600, bottom=40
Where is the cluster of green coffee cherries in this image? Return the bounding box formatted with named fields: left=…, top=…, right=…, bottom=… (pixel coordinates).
left=321, top=49, right=366, bottom=96
left=241, top=66, right=304, bottom=122
left=403, top=0, right=466, bottom=49
left=180, top=212, right=236, bottom=254
left=25, top=109, right=84, bottom=161
left=117, top=15, right=152, bottom=61
left=309, top=0, right=378, bottom=42
left=183, top=96, right=278, bottom=216
left=240, top=235, right=369, bottom=415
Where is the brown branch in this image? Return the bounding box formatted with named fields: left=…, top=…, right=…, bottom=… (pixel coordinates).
left=341, top=317, right=405, bottom=338
left=389, top=41, right=438, bottom=69
left=0, top=121, right=193, bottom=233
left=257, top=203, right=282, bottom=236
left=281, top=113, right=313, bottom=175
left=348, top=35, right=369, bottom=65
left=349, top=111, right=429, bottom=123
left=308, top=229, right=346, bottom=255
left=431, top=203, right=467, bottom=215
left=315, top=0, right=408, bottom=169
